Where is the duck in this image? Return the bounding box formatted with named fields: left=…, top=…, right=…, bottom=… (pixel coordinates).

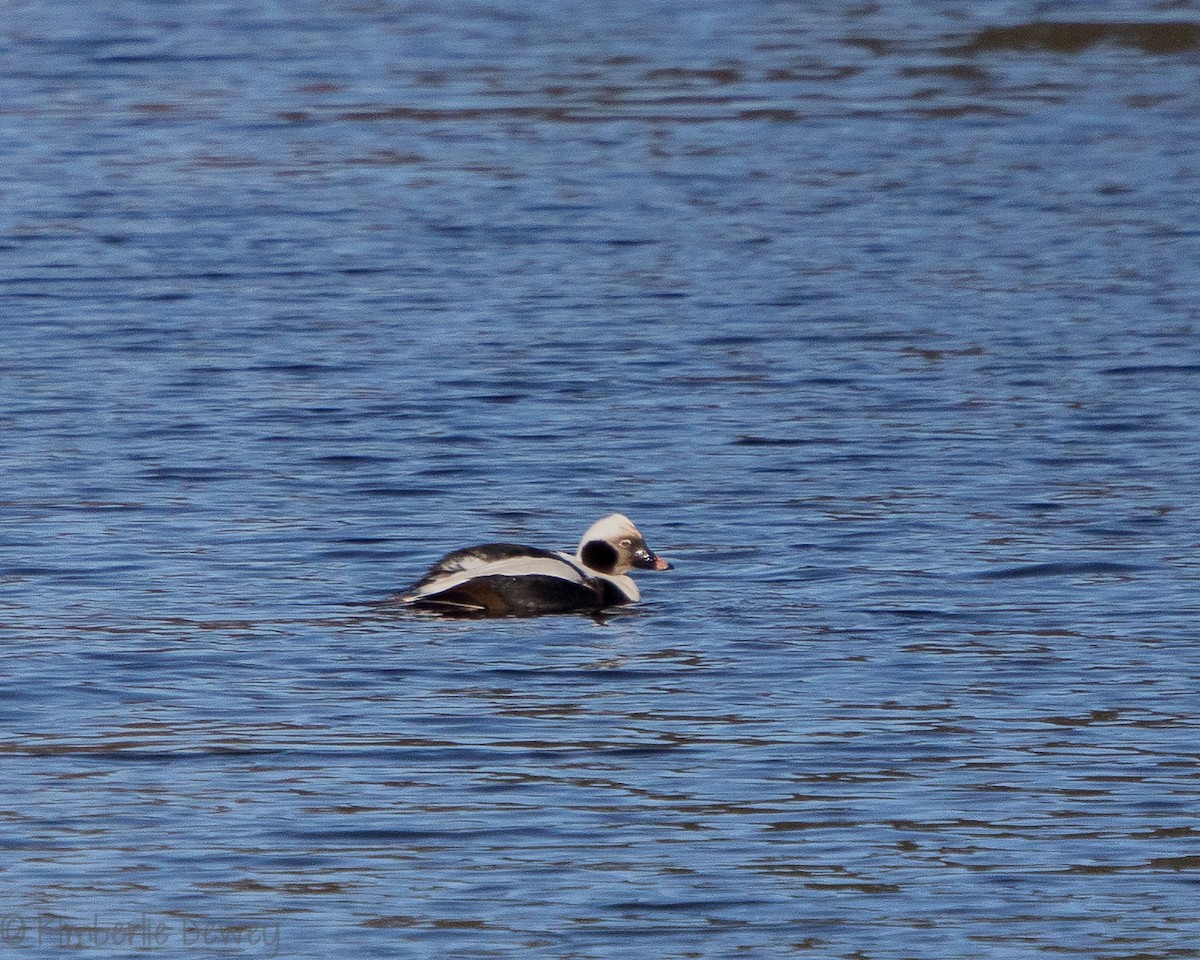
left=397, top=514, right=672, bottom=617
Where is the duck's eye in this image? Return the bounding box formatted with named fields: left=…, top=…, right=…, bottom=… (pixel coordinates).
left=619, top=538, right=633, bottom=548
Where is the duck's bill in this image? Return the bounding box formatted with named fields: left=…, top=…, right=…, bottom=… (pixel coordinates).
left=633, top=548, right=672, bottom=571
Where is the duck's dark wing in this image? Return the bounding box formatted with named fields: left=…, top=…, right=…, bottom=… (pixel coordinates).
left=405, top=574, right=605, bottom=617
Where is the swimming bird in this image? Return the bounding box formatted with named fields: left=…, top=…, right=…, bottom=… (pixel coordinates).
left=397, top=514, right=671, bottom=617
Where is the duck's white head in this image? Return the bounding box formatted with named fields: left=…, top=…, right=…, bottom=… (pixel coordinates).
left=576, top=513, right=672, bottom=576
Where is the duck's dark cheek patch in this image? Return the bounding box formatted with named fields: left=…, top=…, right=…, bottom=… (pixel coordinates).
left=581, top=540, right=618, bottom=574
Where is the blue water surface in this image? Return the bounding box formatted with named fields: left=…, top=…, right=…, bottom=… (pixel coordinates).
left=3, top=1, right=1200, bottom=957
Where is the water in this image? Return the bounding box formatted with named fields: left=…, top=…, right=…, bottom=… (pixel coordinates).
left=3, top=1, right=1200, bottom=957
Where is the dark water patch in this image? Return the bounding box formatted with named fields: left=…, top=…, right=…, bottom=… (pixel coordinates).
left=907, top=104, right=1022, bottom=120
left=334, top=106, right=595, bottom=124
left=356, top=486, right=443, bottom=499
left=314, top=454, right=395, bottom=467
left=1017, top=501, right=1069, bottom=513
left=964, top=22, right=1200, bottom=56
left=0, top=565, right=96, bottom=579
left=863, top=606, right=974, bottom=622
left=92, top=52, right=241, bottom=65
left=361, top=916, right=421, bottom=928
left=663, top=374, right=769, bottom=385
left=1102, top=364, right=1200, bottom=376
left=739, top=108, right=802, bottom=122
left=1030, top=456, right=1124, bottom=468
left=1, top=499, right=143, bottom=512
left=899, top=63, right=990, bottom=82
left=414, top=464, right=491, bottom=478
left=325, top=536, right=399, bottom=548
left=0, top=744, right=286, bottom=761
left=605, top=236, right=656, bottom=247
left=1078, top=419, right=1166, bottom=434
left=641, top=66, right=745, bottom=85
left=1149, top=856, right=1200, bottom=871
left=323, top=102, right=813, bottom=126
left=343, top=150, right=428, bottom=167
left=243, top=362, right=356, bottom=376
left=900, top=345, right=986, bottom=362
left=734, top=435, right=808, bottom=447
left=373, top=917, right=509, bottom=932
left=196, top=879, right=351, bottom=897
left=975, top=561, right=1143, bottom=579
left=802, top=881, right=902, bottom=894
left=320, top=546, right=408, bottom=561
left=141, top=466, right=250, bottom=482
left=1040, top=710, right=1122, bottom=727
left=604, top=897, right=769, bottom=913
left=484, top=663, right=698, bottom=682
left=283, top=826, right=559, bottom=844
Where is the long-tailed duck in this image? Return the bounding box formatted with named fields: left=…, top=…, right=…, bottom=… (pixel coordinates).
left=398, top=514, right=671, bottom=617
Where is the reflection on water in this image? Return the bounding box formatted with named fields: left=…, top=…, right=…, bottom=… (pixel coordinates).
left=967, top=21, right=1200, bottom=54
left=3, top=0, right=1200, bottom=957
